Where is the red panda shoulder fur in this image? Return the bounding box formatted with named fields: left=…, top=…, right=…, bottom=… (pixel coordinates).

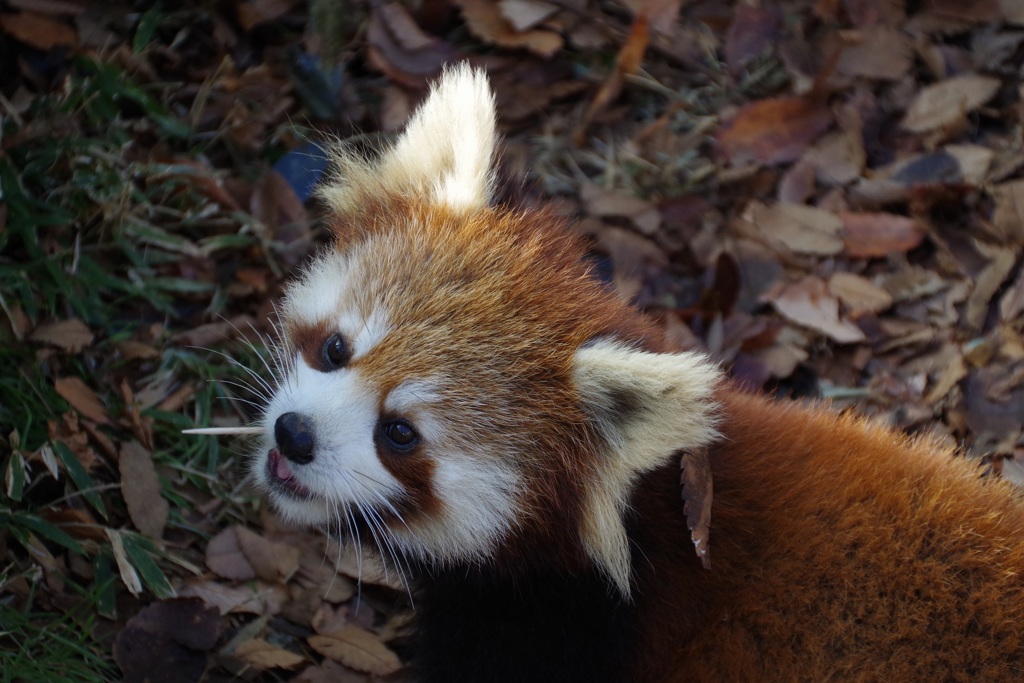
left=629, top=388, right=1024, bottom=681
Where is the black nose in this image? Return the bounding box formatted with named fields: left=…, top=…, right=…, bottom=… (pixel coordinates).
left=275, top=412, right=315, bottom=465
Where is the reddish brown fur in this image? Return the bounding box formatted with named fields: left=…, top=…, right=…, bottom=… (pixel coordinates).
left=287, top=320, right=333, bottom=372
left=326, top=196, right=661, bottom=573
left=302, top=187, right=1024, bottom=680
left=629, top=389, right=1024, bottom=681
left=300, top=81, right=1024, bottom=676
left=375, top=439, right=441, bottom=519
left=316, top=188, right=1024, bottom=680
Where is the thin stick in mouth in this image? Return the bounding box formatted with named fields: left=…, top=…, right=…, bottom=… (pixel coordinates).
left=181, top=427, right=264, bottom=435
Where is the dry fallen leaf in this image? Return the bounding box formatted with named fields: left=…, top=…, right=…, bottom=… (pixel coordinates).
left=234, top=638, right=306, bottom=670
left=590, top=223, right=668, bottom=302
left=206, top=526, right=257, bottom=581
left=235, top=525, right=301, bottom=582
left=499, top=0, right=558, bottom=31
left=1002, top=0, right=1024, bottom=24
left=39, top=508, right=104, bottom=542
left=964, top=367, right=1024, bottom=435
left=236, top=0, right=294, bottom=31
left=1000, top=270, right=1024, bottom=322
left=296, top=539, right=358, bottom=601
left=48, top=411, right=102, bottom=471
left=725, top=4, right=782, bottom=74
left=650, top=0, right=687, bottom=34
left=455, top=0, right=562, bottom=57
left=171, top=315, right=255, bottom=347
left=291, top=659, right=360, bottom=683
left=927, top=0, right=1002, bottom=22
left=117, top=340, right=161, bottom=360
left=308, top=626, right=403, bottom=676
left=717, top=97, right=833, bottom=166
left=119, top=441, right=168, bottom=540
left=680, top=447, right=712, bottom=569
left=331, top=541, right=405, bottom=590
left=751, top=327, right=809, bottom=379
left=28, top=318, right=94, bottom=352
left=575, top=11, right=649, bottom=143
left=991, top=179, right=1024, bottom=246
left=107, top=529, right=143, bottom=596
left=901, top=74, right=1001, bottom=133
left=367, top=3, right=457, bottom=86
left=251, top=169, right=309, bottom=236
left=179, top=580, right=269, bottom=615
left=944, top=144, right=993, bottom=187
left=113, top=598, right=221, bottom=683
left=880, top=266, right=946, bottom=303
left=764, top=276, right=866, bottom=343
left=804, top=130, right=866, bottom=186
left=836, top=25, right=912, bottom=81
left=121, top=379, right=154, bottom=451
left=839, top=212, right=926, bottom=258
left=925, top=351, right=968, bottom=404
left=0, top=11, right=76, bottom=49
left=965, top=245, right=1016, bottom=329
left=778, top=157, right=817, bottom=204
left=828, top=272, right=893, bottom=314
left=55, top=376, right=110, bottom=424
left=580, top=183, right=661, bottom=235
left=750, top=202, right=844, bottom=255
left=311, top=603, right=349, bottom=635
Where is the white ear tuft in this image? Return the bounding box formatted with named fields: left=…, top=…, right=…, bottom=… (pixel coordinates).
left=383, top=63, right=496, bottom=210
left=319, top=63, right=497, bottom=214
left=573, top=339, right=722, bottom=596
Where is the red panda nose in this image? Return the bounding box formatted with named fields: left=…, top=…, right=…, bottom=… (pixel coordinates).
left=275, top=412, right=315, bottom=465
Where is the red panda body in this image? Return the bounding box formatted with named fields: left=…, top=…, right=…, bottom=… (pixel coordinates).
left=198, top=66, right=1024, bottom=681
left=629, top=390, right=1024, bottom=681
left=409, top=388, right=1024, bottom=682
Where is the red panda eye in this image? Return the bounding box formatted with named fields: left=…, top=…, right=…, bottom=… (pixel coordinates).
left=380, top=419, right=419, bottom=451
left=322, top=334, right=349, bottom=369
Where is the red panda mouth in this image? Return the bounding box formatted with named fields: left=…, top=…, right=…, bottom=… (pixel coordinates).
left=266, top=448, right=312, bottom=499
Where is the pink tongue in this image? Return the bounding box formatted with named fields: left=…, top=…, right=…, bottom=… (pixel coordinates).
left=275, top=452, right=295, bottom=481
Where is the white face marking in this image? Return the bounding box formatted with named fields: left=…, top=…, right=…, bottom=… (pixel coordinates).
left=392, top=452, right=520, bottom=564
left=380, top=378, right=521, bottom=563
left=384, top=378, right=445, bottom=443
left=257, top=354, right=523, bottom=566
left=284, top=249, right=393, bottom=362
left=254, top=358, right=404, bottom=527
left=385, top=378, right=442, bottom=414
left=348, top=307, right=391, bottom=360
left=285, top=251, right=350, bottom=326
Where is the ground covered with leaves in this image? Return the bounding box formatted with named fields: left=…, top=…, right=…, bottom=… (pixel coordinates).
left=2, top=0, right=1024, bottom=680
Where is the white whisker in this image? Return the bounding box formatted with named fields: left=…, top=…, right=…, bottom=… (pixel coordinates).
left=352, top=471, right=413, bottom=533
left=198, top=346, right=275, bottom=397
left=211, top=377, right=270, bottom=403
left=322, top=499, right=344, bottom=598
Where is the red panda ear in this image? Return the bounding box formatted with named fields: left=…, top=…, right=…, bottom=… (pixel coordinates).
left=572, top=339, right=722, bottom=595
left=318, top=63, right=497, bottom=216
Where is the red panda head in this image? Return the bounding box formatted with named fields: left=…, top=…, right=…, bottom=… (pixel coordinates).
left=255, top=65, right=722, bottom=596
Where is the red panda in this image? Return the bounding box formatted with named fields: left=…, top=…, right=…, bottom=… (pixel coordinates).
left=191, top=66, right=1024, bottom=681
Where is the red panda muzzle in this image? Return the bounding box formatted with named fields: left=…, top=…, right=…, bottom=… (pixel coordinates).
left=265, top=448, right=311, bottom=499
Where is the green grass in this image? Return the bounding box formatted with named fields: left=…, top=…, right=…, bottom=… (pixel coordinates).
left=0, top=601, right=118, bottom=683
left=0, top=50, right=288, bottom=679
